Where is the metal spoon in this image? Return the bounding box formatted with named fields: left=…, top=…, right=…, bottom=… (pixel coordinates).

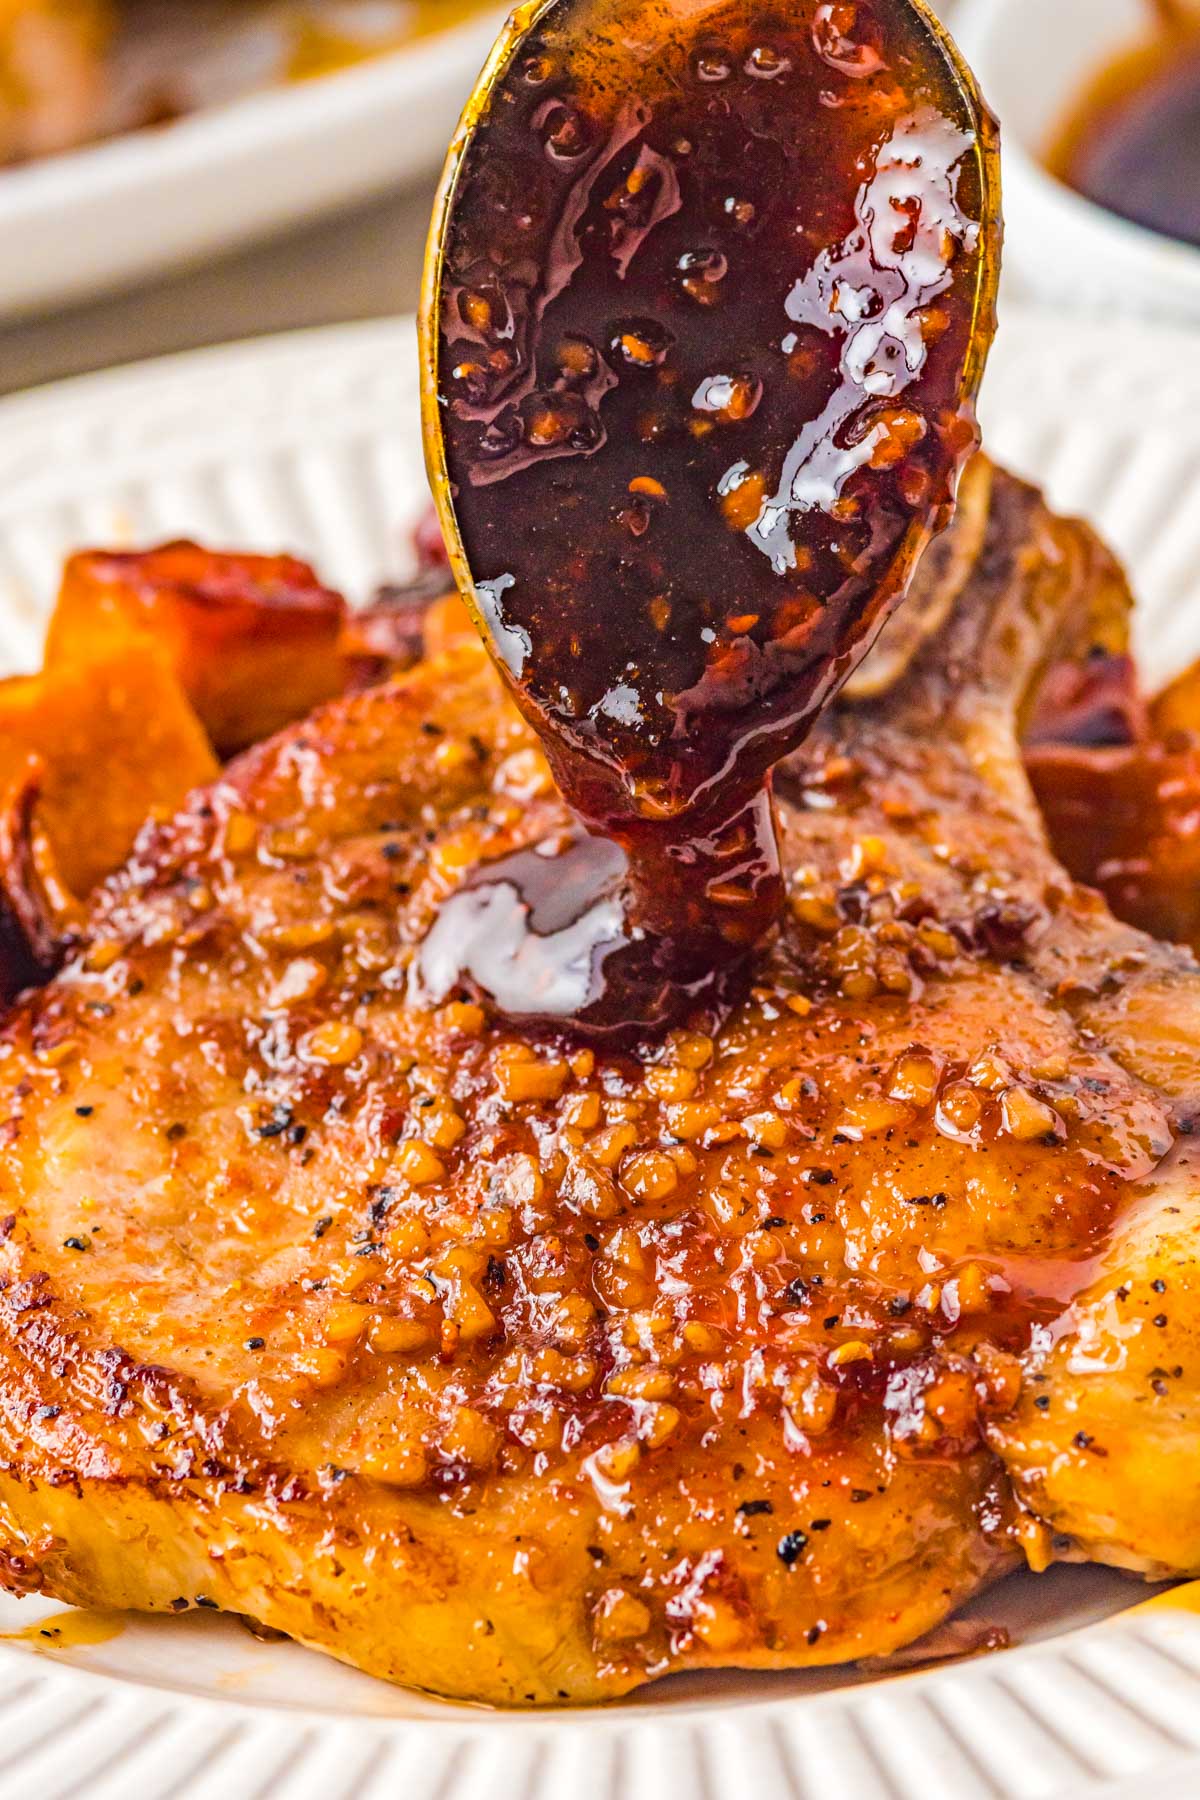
left=417, top=0, right=1001, bottom=1031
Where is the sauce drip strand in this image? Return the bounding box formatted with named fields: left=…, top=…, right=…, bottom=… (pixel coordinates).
left=420, top=0, right=999, bottom=1035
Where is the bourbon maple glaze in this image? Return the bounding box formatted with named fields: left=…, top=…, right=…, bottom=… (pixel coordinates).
left=422, top=0, right=998, bottom=1034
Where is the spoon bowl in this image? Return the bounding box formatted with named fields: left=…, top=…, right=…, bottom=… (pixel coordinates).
left=418, top=0, right=1001, bottom=1032
left=422, top=0, right=999, bottom=814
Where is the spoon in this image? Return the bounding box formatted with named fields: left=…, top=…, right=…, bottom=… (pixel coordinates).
left=418, top=0, right=1001, bottom=1035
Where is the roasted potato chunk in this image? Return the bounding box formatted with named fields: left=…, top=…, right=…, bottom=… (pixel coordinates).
left=1027, top=740, right=1200, bottom=954
left=1151, top=656, right=1200, bottom=743
left=48, top=543, right=347, bottom=755
left=422, top=590, right=476, bottom=659
left=0, top=633, right=217, bottom=899
left=0, top=0, right=111, bottom=165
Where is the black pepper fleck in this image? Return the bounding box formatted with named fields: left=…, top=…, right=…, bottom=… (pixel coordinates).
left=257, top=1105, right=293, bottom=1140
left=777, top=1530, right=809, bottom=1566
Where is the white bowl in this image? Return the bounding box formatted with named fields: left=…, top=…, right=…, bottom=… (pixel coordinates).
left=955, top=0, right=1200, bottom=322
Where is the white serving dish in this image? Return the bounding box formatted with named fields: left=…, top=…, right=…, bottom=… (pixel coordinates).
left=955, top=0, right=1200, bottom=323
left=0, top=6, right=502, bottom=323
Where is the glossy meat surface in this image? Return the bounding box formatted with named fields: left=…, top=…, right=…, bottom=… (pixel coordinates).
left=0, top=468, right=1196, bottom=1704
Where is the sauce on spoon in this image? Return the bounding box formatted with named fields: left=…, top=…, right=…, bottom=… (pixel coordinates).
left=420, top=0, right=999, bottom=1035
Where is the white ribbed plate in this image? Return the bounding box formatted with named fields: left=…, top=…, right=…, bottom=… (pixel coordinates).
left=0, top=307, right=1198, bottom=1800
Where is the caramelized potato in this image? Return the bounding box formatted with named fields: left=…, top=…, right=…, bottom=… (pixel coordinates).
left=48, top=543, right=347, bottom=755
left=1151, top=656, right=1200, bottom=743
left=1027, top=741, right=1200, bottom=953
left=0, top=633, right=217, bottom=899
left=423, top=590, right=476, bottom=659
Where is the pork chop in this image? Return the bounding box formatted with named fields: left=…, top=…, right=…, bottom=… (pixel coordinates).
left=0, top=464, right=1196, bottom=1704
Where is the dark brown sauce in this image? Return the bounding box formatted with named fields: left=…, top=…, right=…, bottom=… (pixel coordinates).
left=1050, top=24, right=1200, bottom=249
left=418, top=789, right=781, bottom=1028
left=424, top=0, right=997, bottom=1035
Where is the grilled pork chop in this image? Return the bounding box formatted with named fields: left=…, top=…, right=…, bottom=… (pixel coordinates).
left=0, top=465, right=1196, bottom=1705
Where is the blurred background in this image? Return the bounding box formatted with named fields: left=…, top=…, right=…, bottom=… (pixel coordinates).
left=0, top=0, right=1198, bottom=396
left=0, top=0, right=508, bottom=393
